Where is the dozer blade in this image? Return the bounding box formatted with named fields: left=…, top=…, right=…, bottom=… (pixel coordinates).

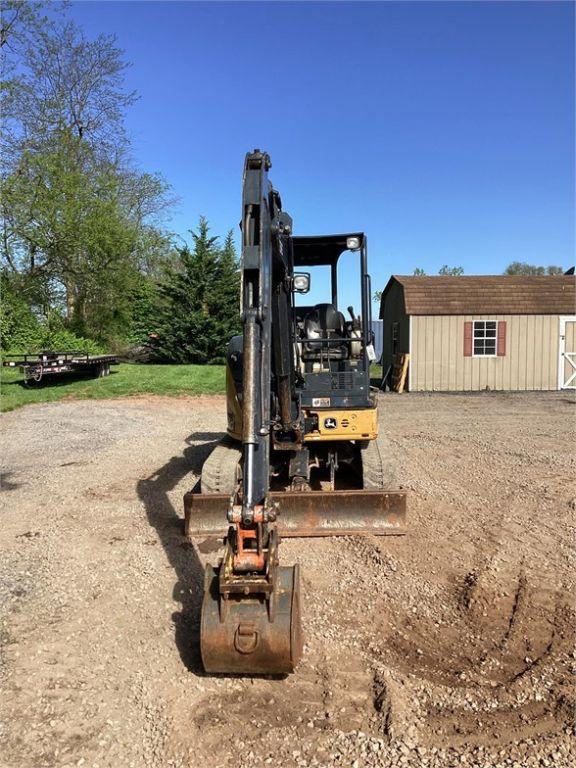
left=201, top=563, right=303, bottom=675
left=185, top=489, right=407, bottom=539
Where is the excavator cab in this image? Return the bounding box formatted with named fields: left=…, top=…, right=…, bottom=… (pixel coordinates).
left=185, top=151, right=407, bottom=675
left=292, top=234, right=374, bottom=404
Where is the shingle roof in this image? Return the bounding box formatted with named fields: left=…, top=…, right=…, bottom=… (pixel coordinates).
left=381, top=275, right=576, bottom=316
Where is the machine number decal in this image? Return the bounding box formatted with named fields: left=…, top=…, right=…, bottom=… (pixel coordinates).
left=312, top=397, right=330, bottom=407
left=323, top=417, right=338, bottom=430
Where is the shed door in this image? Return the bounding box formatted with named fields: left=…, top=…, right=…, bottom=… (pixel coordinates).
left=558, top=316, right=576, bottom=390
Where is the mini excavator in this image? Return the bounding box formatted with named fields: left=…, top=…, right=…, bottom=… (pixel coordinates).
left=185, top=150, right=407, bottom=674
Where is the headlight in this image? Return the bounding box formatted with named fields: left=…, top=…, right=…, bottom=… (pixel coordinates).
left=293, top=273, right=310, bottom=293
left=346, top=236, right=361, bottom=250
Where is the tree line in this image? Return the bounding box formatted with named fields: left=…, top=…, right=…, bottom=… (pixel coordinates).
left=411, top=262, right=565, bottom=277
left=1, top=3, right=569, bottom=360
left=0, top=1, right=239, bottom=362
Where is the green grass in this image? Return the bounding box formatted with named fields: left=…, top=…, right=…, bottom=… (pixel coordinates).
left=370, top=364, right=383, bottom=388
left=0, top=363, right=226, bottom=413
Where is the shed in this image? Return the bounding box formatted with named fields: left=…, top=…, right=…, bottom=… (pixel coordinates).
left=379, top=275, right=576, bottom=391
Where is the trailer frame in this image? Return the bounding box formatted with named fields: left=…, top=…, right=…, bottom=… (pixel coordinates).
left=2, top=351, right=118, bottom=385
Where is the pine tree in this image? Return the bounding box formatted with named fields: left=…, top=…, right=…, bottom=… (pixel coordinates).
left=214, top=230, right=241, bottom=343
left=154, top=219, right=240, bottom=363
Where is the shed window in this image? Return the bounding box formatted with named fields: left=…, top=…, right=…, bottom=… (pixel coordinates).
left=473, top=320, right=497, bottom=356
left=392, top=322, right=399, bottom=354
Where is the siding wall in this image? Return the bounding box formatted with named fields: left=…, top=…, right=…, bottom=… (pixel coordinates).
left=410, top=314, right=560, bottom=391
left=380, top=282, right=410, bottom=371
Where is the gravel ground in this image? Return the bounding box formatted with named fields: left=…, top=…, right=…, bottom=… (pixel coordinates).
left=0, top=391, right=574, bottom=768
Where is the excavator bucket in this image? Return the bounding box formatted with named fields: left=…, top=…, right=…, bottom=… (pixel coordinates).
left=200, top=563, right=303, bottom=675
left=184, top=489, right=407, bottom=539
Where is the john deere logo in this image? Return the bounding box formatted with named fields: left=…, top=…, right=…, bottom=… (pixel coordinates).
left=324, top=417, right=337, bottom=430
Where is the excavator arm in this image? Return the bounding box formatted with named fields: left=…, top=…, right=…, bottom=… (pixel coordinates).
left=199, top=151, right=303, bottom=674
left=239, top=150, right=295, bottom=517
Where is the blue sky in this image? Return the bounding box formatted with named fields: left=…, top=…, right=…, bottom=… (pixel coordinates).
left=69, top=1, right=575, bottom=308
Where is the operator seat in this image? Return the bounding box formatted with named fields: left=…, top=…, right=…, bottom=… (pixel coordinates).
left=302, top=303, right=348, bottom=360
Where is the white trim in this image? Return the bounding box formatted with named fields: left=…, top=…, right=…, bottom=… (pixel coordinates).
left=408, top=315, right=413, bottom=391
left=564, top=357, right=576, bottom=389
left=558, top=315, right=576, bottom=390
left=471, top=319, right=498, bottom=358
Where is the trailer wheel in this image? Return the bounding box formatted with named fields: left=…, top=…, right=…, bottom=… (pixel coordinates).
left=24, top=365, right=44, bottom=387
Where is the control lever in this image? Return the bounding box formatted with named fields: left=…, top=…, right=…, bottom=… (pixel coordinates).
left=347, top=306, right=361, bottom=331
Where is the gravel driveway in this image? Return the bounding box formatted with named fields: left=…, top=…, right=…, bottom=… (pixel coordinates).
left=1, top=392, right=574, bottom=768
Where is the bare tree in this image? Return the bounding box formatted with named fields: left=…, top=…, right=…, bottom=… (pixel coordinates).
left=0, top=1, right=57, bottom=52
left=3, top=20, right=137, bottom=163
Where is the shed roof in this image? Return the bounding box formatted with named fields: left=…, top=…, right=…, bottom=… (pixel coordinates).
left=380, top=275, right=576, bottom=316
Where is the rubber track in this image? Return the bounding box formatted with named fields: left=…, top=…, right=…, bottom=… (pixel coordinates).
left=360, top=431, right=396, bottom=489
left=200, top=436, right=242, bottom=495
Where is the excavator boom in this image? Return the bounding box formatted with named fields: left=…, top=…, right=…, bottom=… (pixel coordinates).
left=198, top=151, right=304, bottom=675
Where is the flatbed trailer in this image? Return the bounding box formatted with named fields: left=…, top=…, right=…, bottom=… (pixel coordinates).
left=2, top=351, right=118, bottom=385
